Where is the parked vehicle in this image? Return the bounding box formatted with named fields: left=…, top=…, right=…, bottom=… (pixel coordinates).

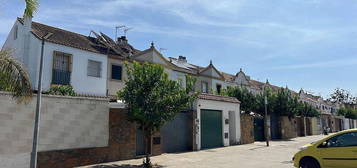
left=293, top=129, right=357, bottom=168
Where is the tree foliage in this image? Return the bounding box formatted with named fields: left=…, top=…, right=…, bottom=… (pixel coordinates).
left=225, top=85, right=320, bottom=118
left=225, top=86, right=257, bottom=113
left=0, top=49, right=32, bottom=103
left=338, top=107, right=357, bottom=119
left=329, top=88, right=356, bottom=104
left=24, top=0, right=39, bottom=17
left=117, top=61, right=197, bottom=167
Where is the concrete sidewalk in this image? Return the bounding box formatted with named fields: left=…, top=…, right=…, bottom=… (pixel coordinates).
left=78, top=135, right=326, bottom=168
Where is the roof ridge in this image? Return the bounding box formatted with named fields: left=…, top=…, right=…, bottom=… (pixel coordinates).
left=18, top=17, right=89, bottom=39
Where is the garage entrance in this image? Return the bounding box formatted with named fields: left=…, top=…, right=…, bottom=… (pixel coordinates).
left=200, top=109, right=223, bottom=149
left=161, top=112, right=192, bottom=153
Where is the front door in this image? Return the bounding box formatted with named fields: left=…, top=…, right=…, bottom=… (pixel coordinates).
left=200, top=109, right=223, bottom=149
left=320, top=131, right=357, bottom=168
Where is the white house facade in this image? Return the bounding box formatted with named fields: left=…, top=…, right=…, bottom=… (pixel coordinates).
left=2, top=17, right=109, bottom=96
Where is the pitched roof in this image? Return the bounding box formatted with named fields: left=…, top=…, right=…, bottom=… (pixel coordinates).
left=198, top=93, right=241, bottom=103
left=199, top=61, right=225, bottom=79
left=17, top=18, right=137, bottom=57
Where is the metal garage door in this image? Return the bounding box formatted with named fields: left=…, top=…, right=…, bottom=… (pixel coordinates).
left=161, top=112, right=192, bottom=153
left=201, top=109, right=223, bottom=149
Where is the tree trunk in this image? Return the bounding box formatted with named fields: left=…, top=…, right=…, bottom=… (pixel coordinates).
left=143, top=129, right=152, bottom=168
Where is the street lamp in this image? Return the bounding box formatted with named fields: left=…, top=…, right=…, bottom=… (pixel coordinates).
left=30, top=32, right=53, bottom=168
left=264, top=80, right=270, bottom=147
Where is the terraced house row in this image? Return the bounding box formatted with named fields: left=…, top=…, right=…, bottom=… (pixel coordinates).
left=1, top=17, right=356, bottom=168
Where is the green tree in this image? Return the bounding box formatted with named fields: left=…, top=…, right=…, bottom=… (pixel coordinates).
left=255, top=86, right=276, bottom=116
left=117, top=62, right=197, bottom=167
left=297, top=102, right=320, bottom=117
left=338, top=107, right=357, bottom=119
left=0, top=50, right=32, bottom=103
left=226, top=86, right=257, bottom=113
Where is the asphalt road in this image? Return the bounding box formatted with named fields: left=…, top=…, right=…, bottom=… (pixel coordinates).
left=79, top=135, right=326, bottom=168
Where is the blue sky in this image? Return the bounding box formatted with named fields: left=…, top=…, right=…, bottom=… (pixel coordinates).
left=1, top=0, right=357, bottom=98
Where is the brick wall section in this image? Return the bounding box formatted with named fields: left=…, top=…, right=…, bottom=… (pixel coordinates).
left=37, top=108, right=136, bottom=168
left=240, top=114, right=254, bottom=144
left=280, top=116, right=297, bottom=139
left=152, top=132, right=162, bottom=156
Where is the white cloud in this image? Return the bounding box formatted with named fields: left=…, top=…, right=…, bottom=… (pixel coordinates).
left=272, top=58, right=357, bottom=70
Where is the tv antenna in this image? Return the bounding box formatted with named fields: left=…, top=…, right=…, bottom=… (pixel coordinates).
left=159, top=48, right=167, bottom=52
left=115, top=25, right=126, bottom=41
left=123, top=27, right=134, bottom=36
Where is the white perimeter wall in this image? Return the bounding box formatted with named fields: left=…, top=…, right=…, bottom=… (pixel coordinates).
left=194, top=99, right=241, bottom=150
left=0, top=92, right=109, bottom=168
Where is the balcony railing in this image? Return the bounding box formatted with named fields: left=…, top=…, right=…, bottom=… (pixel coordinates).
left=52, top=69, right=71, bottom=85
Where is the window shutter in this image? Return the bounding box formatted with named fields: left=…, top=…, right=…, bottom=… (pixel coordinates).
left=87, top=60, right=102, bottom=78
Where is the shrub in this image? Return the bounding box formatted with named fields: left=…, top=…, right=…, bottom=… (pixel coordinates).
left=47, top=85, right=76, bottom=96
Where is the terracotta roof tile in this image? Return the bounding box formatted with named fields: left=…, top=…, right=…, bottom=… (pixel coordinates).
left=18, top=18, right=137, bottom=58
left=198, top=93, right=240, bottom=103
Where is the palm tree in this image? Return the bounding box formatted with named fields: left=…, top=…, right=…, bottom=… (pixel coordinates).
left=24, top=0, right=39, bottom=17
left=0, top=49, right=32, bottom=103
left=0, top=0, right=39, bottom=102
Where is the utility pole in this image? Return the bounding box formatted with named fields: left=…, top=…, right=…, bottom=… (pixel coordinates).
left=264, top=80, right=270, bottom=147
left=30, top=33, right=52, bottom=168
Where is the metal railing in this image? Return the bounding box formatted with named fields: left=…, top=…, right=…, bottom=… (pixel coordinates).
left=52, top=69, right=71, bottom=85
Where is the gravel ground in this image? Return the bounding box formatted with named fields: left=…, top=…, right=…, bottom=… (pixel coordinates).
left=78, top=135, right=327, bottom=168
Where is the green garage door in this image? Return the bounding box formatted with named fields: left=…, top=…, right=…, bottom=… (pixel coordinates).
left=201, top=109, right=223, bottom=149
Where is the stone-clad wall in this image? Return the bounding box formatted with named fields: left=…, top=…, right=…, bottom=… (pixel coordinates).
left=0, top=92, right=109, bottom=168
left=240, top=114, right=254, bottom=144
left=280, top=116, right=297, bottom=139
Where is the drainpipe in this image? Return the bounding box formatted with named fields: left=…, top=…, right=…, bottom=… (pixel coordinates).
left=30, top=33, right=52, bottom=168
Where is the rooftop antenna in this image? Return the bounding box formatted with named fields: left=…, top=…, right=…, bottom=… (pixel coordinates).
left=159, top=48, right=167, bottom=52
left=124, top=27, right=134, bottom=37
left=115, top=25, right=126, bottom=41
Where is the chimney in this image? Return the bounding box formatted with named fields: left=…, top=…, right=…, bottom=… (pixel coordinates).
left=22, top=16, right=32, bottom=66
left=178, top=56, right=187, bottom=63
left=117, top=36, right=127, bottom=44
left=23, top=16, right=32, bottom=33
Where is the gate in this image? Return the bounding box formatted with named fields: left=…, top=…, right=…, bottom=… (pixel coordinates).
left=200, top=109, right=223, bottom=149
left=270, top=112, right=281, bottom=139
left=254, top=117, right=265, bottom=141
left=161, top=112, right=192, bottom=153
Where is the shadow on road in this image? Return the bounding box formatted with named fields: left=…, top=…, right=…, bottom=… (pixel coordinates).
left=89, top=164, right=164, bottom=168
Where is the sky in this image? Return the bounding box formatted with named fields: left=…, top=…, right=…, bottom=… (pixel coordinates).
left=0, top=0, right=357, bottom=98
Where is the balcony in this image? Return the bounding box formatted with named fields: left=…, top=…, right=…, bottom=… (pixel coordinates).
left=52, top=69, right=71, bottom=85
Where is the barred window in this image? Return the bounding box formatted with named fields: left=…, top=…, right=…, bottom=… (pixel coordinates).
left=87, top=60, right=102, bottom=78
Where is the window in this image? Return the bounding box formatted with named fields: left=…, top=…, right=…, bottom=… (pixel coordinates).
left=201, top=81, right=208, bottom=93
left=87, top=60, right=102, bottom=78
left=216, top=84, right=222, bottom=94
left=111, top=64, right=122, bottom=80
left=14, top=25, right=18, bottom=40
left=327, top=132, right=357, bottom=147
left=52, top=51, right=72, bottom=85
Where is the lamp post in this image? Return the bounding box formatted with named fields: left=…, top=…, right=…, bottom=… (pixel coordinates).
left=264, top=80, right=270, bottom=147
left=30, top=33, right=52, bottom=168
